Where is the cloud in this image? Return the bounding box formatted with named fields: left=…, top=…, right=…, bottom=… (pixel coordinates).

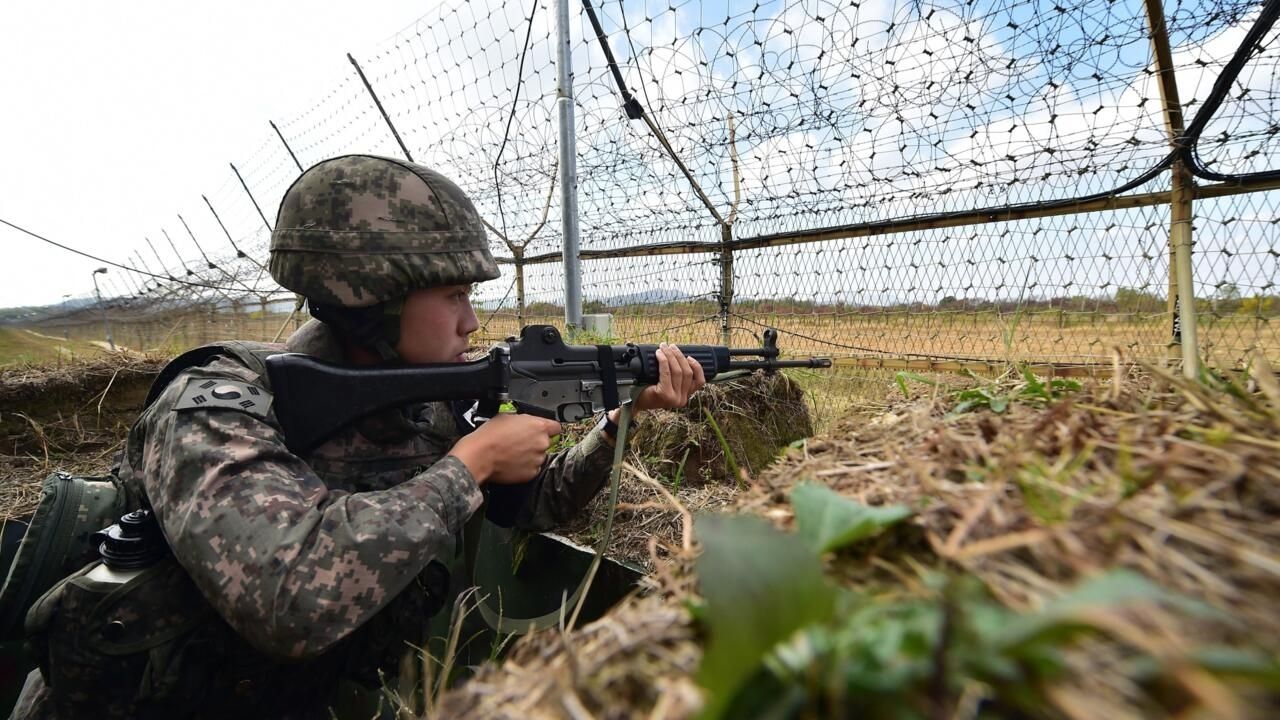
left=13, top=0, right=1272, bottom=319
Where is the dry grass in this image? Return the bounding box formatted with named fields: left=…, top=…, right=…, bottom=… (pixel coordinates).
left=5, top=326, right=1278, bottom=717
left=0, top=354, right=164, bottom=520
left=477, top=311, right=1280, bottom=368
left=36, top=304, right=1280, bottom=371
left=436, top=360, right=1280, bottom=719
left=557, top=371, right=814, bottom=569
left=436, top=592, right=703, bottom=720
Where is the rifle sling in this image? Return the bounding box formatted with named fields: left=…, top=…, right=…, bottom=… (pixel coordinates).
left=465, top=386, right=639, bottom=636
left=597, top=344, right=620, bottom=411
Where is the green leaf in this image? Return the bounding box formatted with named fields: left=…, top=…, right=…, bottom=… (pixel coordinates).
left=1185, top=646, right=1280, bottom=688
left=995, top=570, right=1224, bottom=650
left=1049, top=378, right=1081, bottom=395
left=1020, top=365, right=1045, bottom=396
left=791, top=483, right=913, bottom=553
left=1130, top=646, right=1280, bottom=689
left=1045, top=569, right=1222, bottom=619
left=682, top=597, right=708, bottom=623
left=895, top=371, right=937, bottom=398
left=694, top=514, right=837, bottom=720
left=703, top=407, right=743, bottom=490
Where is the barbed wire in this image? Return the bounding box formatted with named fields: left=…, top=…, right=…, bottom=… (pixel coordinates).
left=12, top=0, right=1278, bottom=370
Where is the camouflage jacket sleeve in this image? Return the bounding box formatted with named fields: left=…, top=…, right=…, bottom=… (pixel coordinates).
left=507, top=421, right=617, bottom=532
left=125, top=358, right=482, bottom=660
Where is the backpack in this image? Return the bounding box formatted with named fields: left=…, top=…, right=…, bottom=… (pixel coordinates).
left=0, top=341, right=280, bottom=641
left=0, top=471, right=128, bottom=640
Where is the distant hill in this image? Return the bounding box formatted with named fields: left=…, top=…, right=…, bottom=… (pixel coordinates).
left=593, top=288, right=690, bottom=305
left=473, top=288, right=692, bottom=312
left=0, top=297, right=97, bottom=323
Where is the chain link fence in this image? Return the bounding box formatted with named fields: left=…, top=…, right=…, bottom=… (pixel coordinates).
left=15, top=0, right=1280, bottom=381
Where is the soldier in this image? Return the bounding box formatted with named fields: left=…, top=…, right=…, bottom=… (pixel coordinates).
left=12, top=154, right=705, bottom=719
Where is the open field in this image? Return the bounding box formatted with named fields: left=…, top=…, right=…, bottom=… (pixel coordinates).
left=29, top=307, right=304, bottom=358
left=27, top=306, right=1280, bottom=371
left=0, top=327, right=114, bottom=367
left=494, top=310, right=1280, bottom=369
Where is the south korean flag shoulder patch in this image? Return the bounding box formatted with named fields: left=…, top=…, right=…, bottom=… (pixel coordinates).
left=172, top=376, right=274, bottom=419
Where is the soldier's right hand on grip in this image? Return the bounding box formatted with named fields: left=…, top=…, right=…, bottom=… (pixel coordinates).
left=448, top=414, right=563, bottom=485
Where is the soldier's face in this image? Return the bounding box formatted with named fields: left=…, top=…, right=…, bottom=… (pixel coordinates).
left=396, top=284, right=479, bottom=363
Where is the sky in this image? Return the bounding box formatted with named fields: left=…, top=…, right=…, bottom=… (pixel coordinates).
left=0, top=1, right=437, bottom=308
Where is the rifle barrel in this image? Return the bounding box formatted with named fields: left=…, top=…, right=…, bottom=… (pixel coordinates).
left=726, top=358, right=832, bottom=371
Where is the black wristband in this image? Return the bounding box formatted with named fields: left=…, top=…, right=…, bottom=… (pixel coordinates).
left=599, top=413, right=620, bottom=439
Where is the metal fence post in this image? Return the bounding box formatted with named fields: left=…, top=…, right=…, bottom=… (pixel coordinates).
left=231, top=162, right=274, bottom=233
left=132, top=251, right=159, bottom=293
left=555, top=0, right=583, bottom=333
left=160, top=229, right=195, bottom=277
left=514, top=246, right=527, bottom=329
left=1145, top=0, right=1200, bottom=377
left=348, top=53, right=415, bottom=163
left=270, top=120, right=306, bottom=172
left=203, top=195, right=257, bottom=264
left=119, top=260, right=144, bottom=297
left=144, top=237, right=175, bottom=281
left=718, top=224, right=735, bottom=346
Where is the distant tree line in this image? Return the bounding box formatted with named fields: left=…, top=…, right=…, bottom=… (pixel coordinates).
left=509, top=287, right=1279, bottom=320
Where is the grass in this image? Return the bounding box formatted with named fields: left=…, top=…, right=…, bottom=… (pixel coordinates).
left=25, top=305, right=1280, bottom=371
left=0, top=327, right=109, bottom=367
left=437, top=363, right=1280, bottom=719
left=476, top=310, right=1279, bottom=368
left=700, top=407, right=742, bottom=490
left=783, top=366, right=908, bottom=435
left=0, top=354, right=165, bottom=521
left=7, top=314, right=1280, bottom=717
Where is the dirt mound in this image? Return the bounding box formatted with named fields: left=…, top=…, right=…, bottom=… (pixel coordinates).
left=559, top=370, right=814, bottom=568
left=438, top=363, right=1280, bottom=719
left=0, top=355, right=164, bottom=520
left=436, top=592, right=702, bottom=720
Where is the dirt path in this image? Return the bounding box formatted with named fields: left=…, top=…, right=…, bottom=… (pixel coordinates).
left=22, top=330, right=137, bottom=356
left=22, top=329, right=68, bottom=342
left=89, top=340, right=138, bottom=354
left=16, top=329, right=76, bottom=359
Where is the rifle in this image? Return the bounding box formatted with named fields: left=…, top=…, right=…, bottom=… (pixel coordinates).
left=264, top=324, right=831, bottom=454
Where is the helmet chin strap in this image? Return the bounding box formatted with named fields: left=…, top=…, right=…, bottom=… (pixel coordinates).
left=308, top=298, right=404, bottom=363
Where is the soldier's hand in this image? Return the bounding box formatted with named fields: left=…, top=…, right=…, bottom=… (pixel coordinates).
left=633, top=343, right=707, bottom=413
left=448, top=414, right=563, bottom=485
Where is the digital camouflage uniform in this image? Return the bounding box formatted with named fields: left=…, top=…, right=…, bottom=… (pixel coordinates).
left=11, top=156, right=618, bottom=719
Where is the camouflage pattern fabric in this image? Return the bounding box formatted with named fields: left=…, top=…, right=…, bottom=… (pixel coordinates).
left=14, top=320, right=616, bottom=719
left=9, top=672, right=53, bottom=720
left=269, top=155, right=501, bottom=308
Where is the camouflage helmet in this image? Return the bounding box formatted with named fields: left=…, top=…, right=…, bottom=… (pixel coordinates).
left=269, top=154, right=500, bottom=308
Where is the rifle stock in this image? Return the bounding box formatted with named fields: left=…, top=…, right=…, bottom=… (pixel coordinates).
left=265, top=349, right=510, bottom=455
left=265, top=325, right=830, bottom=455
